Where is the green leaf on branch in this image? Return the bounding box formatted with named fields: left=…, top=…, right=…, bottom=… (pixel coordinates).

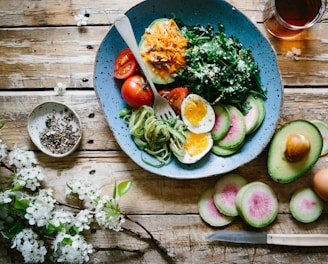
left=14, top=197, right=29, bottom=211
left=118, top=181, right=132, bottom=197
left=62, top=237, right=73, bottom=245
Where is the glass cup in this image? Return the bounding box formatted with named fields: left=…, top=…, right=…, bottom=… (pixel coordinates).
left=263, top=0, right=327, bottom=39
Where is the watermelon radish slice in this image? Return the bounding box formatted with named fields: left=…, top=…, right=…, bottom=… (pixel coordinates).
left=311, top=120, right=328, bottom=156
left=211, top=143, right=243, bottom=156
left=252, top=96, right=266, bottom=133
left=236, top=181, right=278, bottom=228
left=211, top=103, right=231, bottom=141
left=213, top=173, right=248, bottom=216
left=243, top=95, right=260, bottom=134
left=290, top=187, right=323, bottom=223
left=217, top=105, right=246, bottom=149
left=198, top=187, right=234, bottom=227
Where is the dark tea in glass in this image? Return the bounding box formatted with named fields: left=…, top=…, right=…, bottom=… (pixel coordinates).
left=264, top=0, right=326, bottom=39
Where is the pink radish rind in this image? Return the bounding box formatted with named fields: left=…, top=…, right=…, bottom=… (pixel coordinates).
left=213, top=173, right=248, bottom=216
left=198, top=187, right=234, bottom=227
left=290, top=187, right=323, bottom=223
left=236, top=181, right=278, bottom=228
left=217, top=105, right=246, bottom=149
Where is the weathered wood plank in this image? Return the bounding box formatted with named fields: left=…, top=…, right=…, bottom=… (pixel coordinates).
left=1, top=0, right=328, bottom=89
left=1, top=147, right=327, bottom=215
left=0, top=0, right=273, bottom=27
left=1, top=214, right=328, bottom=263
left=0, top=0, right=142, bottom=27
left=1, top=89, right=328, bottom=215
left=2, top=88, right=328, bottom=150
left=0, top=90, right=118, bottom=150
left=0, top=0, right=326, bottom=27
left=1, top=24, right=328, bottom=89
left=0, top=26, right=108, bottom=89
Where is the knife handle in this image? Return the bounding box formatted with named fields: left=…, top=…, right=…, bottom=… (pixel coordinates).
left=268, top=234, right=328, bottom=246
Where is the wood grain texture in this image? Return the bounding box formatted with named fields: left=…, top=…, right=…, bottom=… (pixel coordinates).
left=1, top=0, right=328, bottom=263
left=0, top=1, right=328, bottom=89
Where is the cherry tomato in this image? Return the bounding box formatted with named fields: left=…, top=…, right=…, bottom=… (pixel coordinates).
left=114, top=48, right=137, bottom=79
left=166, top=87, right=189, bottom=115
left=121, top=75, right=154, bottom=108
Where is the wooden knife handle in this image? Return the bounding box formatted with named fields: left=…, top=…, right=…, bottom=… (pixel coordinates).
left=268, top=234, right=328, bottom=246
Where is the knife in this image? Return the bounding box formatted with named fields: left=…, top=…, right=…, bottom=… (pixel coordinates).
left=207, top=230, right=328, bottom=246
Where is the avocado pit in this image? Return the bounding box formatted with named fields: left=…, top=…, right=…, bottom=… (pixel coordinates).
left=284, top=133, right=310, bottom=162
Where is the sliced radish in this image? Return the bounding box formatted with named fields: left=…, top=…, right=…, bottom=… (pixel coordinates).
left=251, top=96, right=266, bottom=133
left=236, top=181, right=278, bottom=228
left=311, top=120, right=328, bottom=156
left=290, top=187, right=323, bottom=224
left=213, top=173, right=248, bottom=216
left=217, top=105, right=246, bottom=149
left=198, top=187, right=234, bottom=227
left=211, top=143, right=242, bottom=156
left=211, top=103, right=231, bottom=141
left=243, top=95, right=260, bottom=134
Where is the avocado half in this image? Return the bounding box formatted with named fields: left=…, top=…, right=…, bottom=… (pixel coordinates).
left=268, top=120, right=323, bottom=183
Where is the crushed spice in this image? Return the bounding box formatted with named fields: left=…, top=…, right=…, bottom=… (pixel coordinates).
left=39, top=111, right=81, bottom=155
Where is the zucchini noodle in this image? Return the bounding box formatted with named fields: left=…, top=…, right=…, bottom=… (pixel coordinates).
left=120, top=106, right=186, bottom=167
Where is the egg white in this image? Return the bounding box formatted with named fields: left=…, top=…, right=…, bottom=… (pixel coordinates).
left=181, top=94, right=215, bottom=134
left=177, top=131, right=213, bottom=164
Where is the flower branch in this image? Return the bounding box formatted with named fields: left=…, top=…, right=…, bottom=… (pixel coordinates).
left=0, top=124, right=174, bottom=263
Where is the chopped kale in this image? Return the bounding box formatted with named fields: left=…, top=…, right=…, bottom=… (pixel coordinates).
left=175, top=20, right=266, bottom=106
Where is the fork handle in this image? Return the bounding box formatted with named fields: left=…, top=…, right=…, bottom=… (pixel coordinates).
left=114, top=15, right=158, bottom=95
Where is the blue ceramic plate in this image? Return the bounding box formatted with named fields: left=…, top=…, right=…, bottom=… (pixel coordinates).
left=95, top=0, right=282, bottom=179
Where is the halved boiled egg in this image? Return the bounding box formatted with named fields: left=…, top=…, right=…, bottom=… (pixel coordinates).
left=177, top=131, right=213, bottom=164
left=181, top=94, right=215, bottom=134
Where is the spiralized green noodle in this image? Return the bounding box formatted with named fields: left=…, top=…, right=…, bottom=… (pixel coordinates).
left=121, top=106, right=186, bottom=167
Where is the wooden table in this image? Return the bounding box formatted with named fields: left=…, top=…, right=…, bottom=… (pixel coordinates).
left=1, top=0, right=328, bottom=263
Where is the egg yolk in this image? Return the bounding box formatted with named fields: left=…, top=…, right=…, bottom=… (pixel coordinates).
left=185, top=132, right=210, bottom=156
left=184, top=98, right=207, bottom=126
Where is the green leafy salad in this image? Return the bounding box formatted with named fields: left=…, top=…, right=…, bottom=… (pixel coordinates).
left=175, top=19, right=266, bottom=106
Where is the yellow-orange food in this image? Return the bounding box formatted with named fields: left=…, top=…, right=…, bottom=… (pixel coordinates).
left=140, top=19, right=188, bottom=80
left=284, top=134, right=310, bottom=162
left=313, top=168, right=328, bottom=201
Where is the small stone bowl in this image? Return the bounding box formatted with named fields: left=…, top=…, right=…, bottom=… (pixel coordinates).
left=27, top=101, right=82, bottom=158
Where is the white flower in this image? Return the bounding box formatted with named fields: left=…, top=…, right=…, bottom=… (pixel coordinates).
left=54, top=82, right=66, bottom=95
left=286, top=47, right=302, bottom=58
left=95, top=195, right=125, bottom=231
left=50, top=208, right=75, bottom=228
left=0, top=190, right=13, bottom=204
left=0, top=139, right=7, bottom=162
left=11, top=228, right=47, bottom=263
left=14, top=167, right=44, bottom=191
left=292, top=47, right=302, bottom=56
left=8, top=145, right=38, bottom=169
left=74, top=10, right=89, bottom=27
left=52, top=231, right=93, bottom=263
left=74, top=209, right=93, bottom=232
left=66, top=178, right=101, bottom=209
left=25, top=189, right=56, bottom=227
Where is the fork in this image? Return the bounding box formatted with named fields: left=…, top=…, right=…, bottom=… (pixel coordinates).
left=114, top=15, right=177, bottom=120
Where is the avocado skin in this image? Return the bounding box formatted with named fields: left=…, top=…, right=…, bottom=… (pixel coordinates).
left=268, top=120, right=323, bottom=183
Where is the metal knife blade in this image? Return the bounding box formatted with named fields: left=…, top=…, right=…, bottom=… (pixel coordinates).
left=207, top=230, right=328, bottom=246
left=207, top=230, right=267, bottom=244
